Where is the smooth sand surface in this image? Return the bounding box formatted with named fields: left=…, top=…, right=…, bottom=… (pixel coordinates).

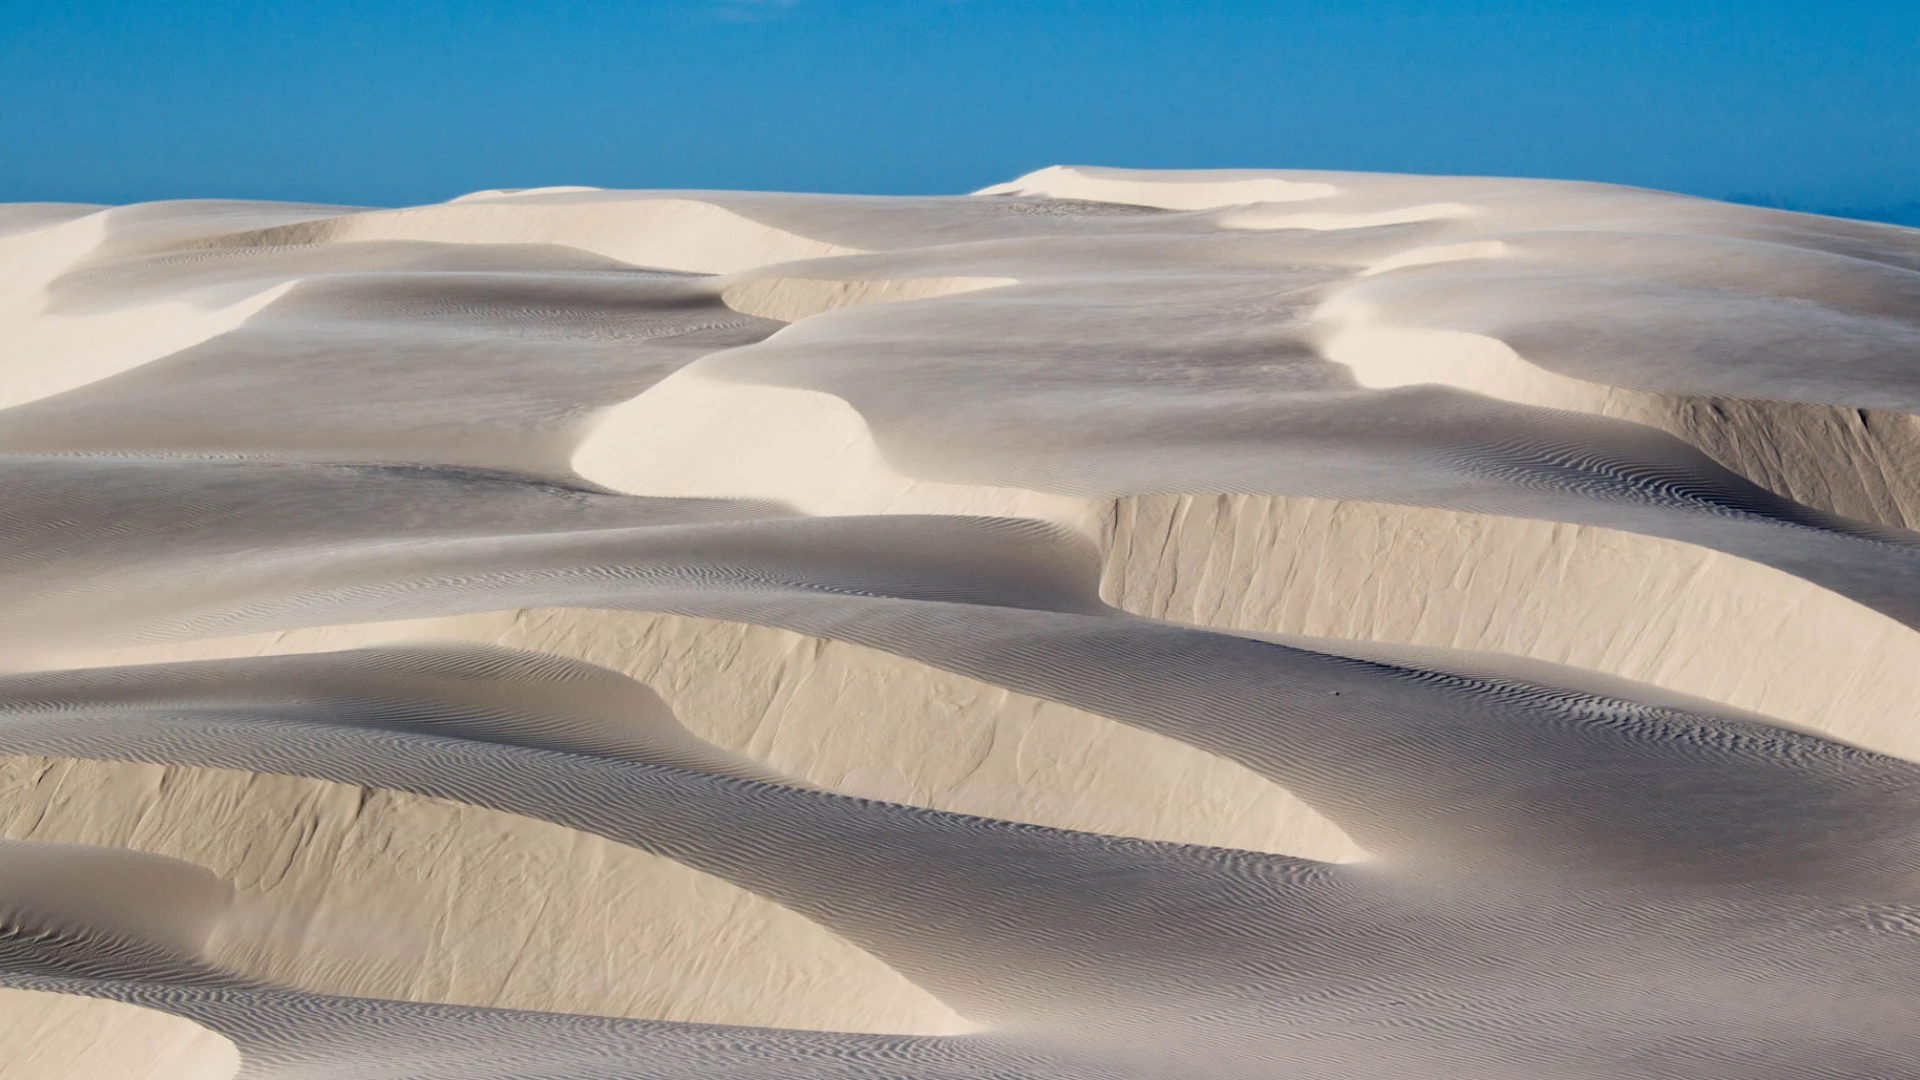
left=4, top=166, right=1920, bottom=1079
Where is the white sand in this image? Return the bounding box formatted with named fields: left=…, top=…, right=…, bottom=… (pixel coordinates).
left=4, top=166, right=1920, bottom=1080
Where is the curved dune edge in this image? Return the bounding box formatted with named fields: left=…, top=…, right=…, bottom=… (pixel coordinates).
left=448, top=186, right=605, bottom=202
left=0, top=209, right=108, bottom=310
left=573, top=369, right=1098, bottom=534
left=0, top=756, right=971, bottom=1036
left=0, top=990, right=239, bottom=1080
left=0, top=839, right=232, bottom=961
left=0, top=282, right=295, bottom=410
left=0, top=201, right=368, bottom=412
left=1104, top=491, right=1920, bottom=759
left=1318, top=303, right=1659, bottom=412
left=1217, top=201, right=1477, bottom=231
left=717, top=274, right=1017, bottom=323
left=1317, top=304, right=1920, bottom=530
left=205, top=196, right=866, bottom=275
left=31, top=612, right=1362, bottom=864
left=1358, top=240, right=1511, bottom=276
left=976, top=164, right=1338, bottom=208
left=0, top=205, right=103, bottom=242
left=0, top=260, right=774, bottom=478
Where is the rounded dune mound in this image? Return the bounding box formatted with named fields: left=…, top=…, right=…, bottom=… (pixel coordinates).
left=977, top=164, right=1339, bottom=208
left=0, top=841, right=235, bottom=998
left=201, top=194, right=866, bottom=274
left=8, top=168, right=1920, bottom=1079
left=573, top=369, right=1093, bottom=528
left=449, top=186, right=606, bottom=202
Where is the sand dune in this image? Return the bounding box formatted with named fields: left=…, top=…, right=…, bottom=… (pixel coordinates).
left=0, top=990, right=236, bottom=1080
left=5, top=166, right=1920, bottom=1078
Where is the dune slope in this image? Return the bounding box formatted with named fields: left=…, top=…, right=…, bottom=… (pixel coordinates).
left=4, top=167, right=1920, bottom=1079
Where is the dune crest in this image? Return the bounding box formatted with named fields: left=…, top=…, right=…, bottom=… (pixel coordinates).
left=204, top=194, right=865, bottom=273
left=6, top=167, right=1920, bottom=1079
left=976, top=164, right=1339, bottom=207
left=718, top=274, right=1016, bottom=322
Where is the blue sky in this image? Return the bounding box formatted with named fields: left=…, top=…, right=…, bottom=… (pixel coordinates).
left=2, top=0, right=1915, bottom=213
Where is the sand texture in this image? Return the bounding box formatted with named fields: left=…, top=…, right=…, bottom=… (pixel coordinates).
left=3, top=166, right=1920, bottom=1078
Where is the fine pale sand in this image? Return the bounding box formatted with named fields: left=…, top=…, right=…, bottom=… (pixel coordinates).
left=3, top=166, right=1920, bottom=1079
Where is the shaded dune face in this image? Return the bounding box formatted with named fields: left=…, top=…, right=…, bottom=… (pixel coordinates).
left=2, top=167, right=1920, bottom=1080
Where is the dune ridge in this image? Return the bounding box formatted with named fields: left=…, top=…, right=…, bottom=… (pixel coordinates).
left=4, top=166, right=1920, bottom=1079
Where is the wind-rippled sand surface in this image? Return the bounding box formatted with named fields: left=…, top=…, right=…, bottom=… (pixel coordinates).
left=4, top=166, right=1920, bottom=1079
